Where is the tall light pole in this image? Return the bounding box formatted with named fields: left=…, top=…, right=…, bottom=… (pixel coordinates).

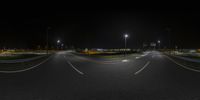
left=124, top=34, right=128, bottom=56
left=157, top=40, right=161, bottom=50
left=57, top=40, right=60, bottom=50
left=61, top=43, right=64, bottom=50
left=166, top=27, right=171, bottom=49
left=57, top=40, right=60, bottom=44
left=46, top=27, right=50, bottom=54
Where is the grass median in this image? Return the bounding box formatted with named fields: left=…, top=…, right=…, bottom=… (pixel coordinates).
left=0, top=55, right=51, bottom=72
left=73, top=51, right=142, bottom=61
left=180, top=55, right=200, bottom=60
left=167, top=55, right=200, bottom=70
left=0, top=54, right=39, bottom=60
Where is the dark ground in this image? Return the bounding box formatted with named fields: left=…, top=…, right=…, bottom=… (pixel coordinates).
left=0, top=51, right=200, bottom=100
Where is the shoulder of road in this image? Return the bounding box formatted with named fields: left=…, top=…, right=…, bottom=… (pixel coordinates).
left=165, top=53, right=200, bottom=72
left=0, top=54, right=52, bottom=73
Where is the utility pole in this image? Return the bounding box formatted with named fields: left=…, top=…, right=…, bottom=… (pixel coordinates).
left=157, top=40, right=161, bottom=50
left=46, top=27, right=50, bottom=54
left=124, top=34, right=128, bottom=56
left=166, top=27, right=171, bottom=49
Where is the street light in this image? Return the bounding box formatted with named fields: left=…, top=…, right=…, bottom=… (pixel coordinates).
left=125, top=34, right=128, bottom=38
left=157, top=40, right=160, bottom=44
left=57, top=40, right=61, bottom=50
left=46, top=27, right=50, bottom=54
left=124, top=34, right=128, bottom=56
left=57, top=40, right=60, bottom=44
left=157, top=40, right=161, bottom=49
left=61, top=43, right=64, bottom=50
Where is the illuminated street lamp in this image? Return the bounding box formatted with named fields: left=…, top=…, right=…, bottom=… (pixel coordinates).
left=46, top=27, right=50, bottom=54
left=61, top=43, right=64, bottom=50
left=124, top=34, right=129, bottom=56
left=57, top=40, right=60, bottom=44
left=157, top=40, right=161, bottom=49
left=57, top=40, right=61, bottom=50
left=125, top=34, right=128, bottom=38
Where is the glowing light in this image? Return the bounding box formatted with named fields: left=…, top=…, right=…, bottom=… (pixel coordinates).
left=124, top=34, right=128, bottom=38
left=57, top=40, right=60, bottom=43
left=122, top=59, right=129, bottom=62
left=157, top=40, right=160, bottom=43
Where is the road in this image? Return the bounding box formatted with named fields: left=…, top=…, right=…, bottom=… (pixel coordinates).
left=0, top=51, right=200, bottom=100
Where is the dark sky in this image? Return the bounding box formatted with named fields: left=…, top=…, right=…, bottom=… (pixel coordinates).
left=1, top=9, right=200, bottom=49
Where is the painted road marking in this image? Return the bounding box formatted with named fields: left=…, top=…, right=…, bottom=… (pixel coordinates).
left=0, top=55, right=52, bottom=73
left=122, top=59, right=129, bottom=62
left=64, top=56, right=84, bottom=75
left=135, top=53, right=150, bottom=60
left=134, top=61, right=151, bottom=75
left=136, top=57, right=140, bottom=59
left=165, top=55, right=200, bottom=73
left=141, top=54, right=146, bottom=57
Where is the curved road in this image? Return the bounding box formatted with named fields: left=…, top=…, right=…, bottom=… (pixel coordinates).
left=0, top=51, right=200, bottom=100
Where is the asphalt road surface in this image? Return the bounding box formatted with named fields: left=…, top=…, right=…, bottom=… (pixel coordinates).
left=0, top=51, right=200, bottom=100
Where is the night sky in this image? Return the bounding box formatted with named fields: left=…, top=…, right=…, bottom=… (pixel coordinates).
left=0, top=9, right=200, bottom=49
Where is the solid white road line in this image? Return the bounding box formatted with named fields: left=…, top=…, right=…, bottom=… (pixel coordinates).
left=0, top=55, right=52, bottom=73
left=134, top=61, right=151, bottom=75
left=165, top=55, right=200, bottom=73
left=141, top=54, right=146, bottom=57
left=64, top=56, right=84, bottom=75
left=136, top=53, right=149, bottom=60
left=136, top=57, right=140, bottom=59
